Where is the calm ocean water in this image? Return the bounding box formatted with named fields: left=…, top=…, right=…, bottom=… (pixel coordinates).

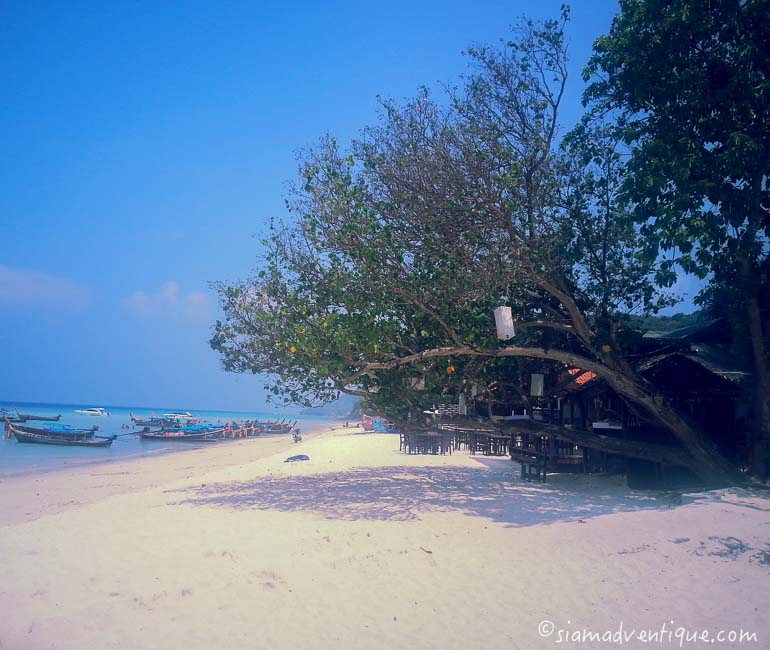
left=0, top=401, right=331, bottom=478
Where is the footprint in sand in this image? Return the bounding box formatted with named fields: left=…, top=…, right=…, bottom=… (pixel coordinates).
left=250, top=570, right=286, bottom=590
left=132, top=596, right=152, bottom=610
left=695, top=536, right=753, bottom=558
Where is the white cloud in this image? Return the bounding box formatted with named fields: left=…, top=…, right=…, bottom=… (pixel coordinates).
left=160, top=280, right=179, bottom=304
left=124, top=290, right=152, bottom=316
left=123, top=281, right=212, bottom=322
left=0, top=265, right=90, bottom=310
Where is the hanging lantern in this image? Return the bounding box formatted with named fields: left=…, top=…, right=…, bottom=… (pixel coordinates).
left=409, top=376, right=426, bottom=391
left=530, top=373, right=544, bottom=397
left=494, top=306, right=515, bottom=340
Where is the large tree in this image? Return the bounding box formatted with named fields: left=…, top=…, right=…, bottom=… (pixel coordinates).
left=583, top=0, right=770, bottom=478
left=212, top=13, right=742, bottom=484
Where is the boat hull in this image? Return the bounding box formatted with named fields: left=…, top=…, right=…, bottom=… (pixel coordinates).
left=74, top=409, right=108, bottom=416
left=139, top=428, right=224, bottom=442
left=13, top=431, right=114, bottom=447
left=12, top=423, right=98, bottom=436
left=130, top=412, right=189, bottom=428
left=15, top=411, right=62, bottom=422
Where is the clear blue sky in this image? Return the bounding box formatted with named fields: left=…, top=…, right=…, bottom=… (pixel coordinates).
left=0, top=0, right=622, bottom=410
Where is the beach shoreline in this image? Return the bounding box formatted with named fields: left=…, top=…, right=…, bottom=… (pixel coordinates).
left=0, top=422, right=329, bottom=528
left=0, top=400, right=332, bottom=478
left=1, top=425, right=768, bottom=650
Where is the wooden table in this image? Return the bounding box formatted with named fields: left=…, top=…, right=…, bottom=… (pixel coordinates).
left=405, top=431, right=452, bottom=455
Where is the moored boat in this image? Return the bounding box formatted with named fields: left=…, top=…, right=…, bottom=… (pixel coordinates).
left=139, top=425, right=224, bottom=442
left=161, top=411, right=196, bottom=421
left=129, top=412, right=190, bottom=428
left=14, top=408, right=62, bottom=422
left=11, top=422, right=99, bottom=436
left=74, top=407, right=110, bottom=416
left=128, top=412, right=199, bottom=429
left=7, top=423, right=115, bottom=447
left=259, top=419, right=297, bottom=434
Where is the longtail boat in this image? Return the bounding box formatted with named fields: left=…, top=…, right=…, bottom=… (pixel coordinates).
left=15, top=408, right=62, bottom=422
left=130, top=412, right=180, bottom=427
left=138, top=425, right=224, bottom=442
left=260, top=420, right=297, bottom=434
left=7, top=423, right=115, bottom=447
left=130, top=412, right=199, bottom=427
left=11, top=422, right=99, bottom=436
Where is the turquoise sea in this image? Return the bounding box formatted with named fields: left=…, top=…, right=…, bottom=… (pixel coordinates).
left=0, top=401, right=331, bottom=478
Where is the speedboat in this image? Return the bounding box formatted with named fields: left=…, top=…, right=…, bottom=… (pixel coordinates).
left=74, top=407, right=110, bottom=416
left=161, top=411, right=196, bottom=421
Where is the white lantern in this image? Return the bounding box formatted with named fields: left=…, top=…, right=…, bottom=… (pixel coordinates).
left=409, top=376, right=426, bottom=391
left=530, top=373, right=544, bottom=397
left=494, top=306, right=515, bottom=340
left=458, top=393, right=467, bottom=415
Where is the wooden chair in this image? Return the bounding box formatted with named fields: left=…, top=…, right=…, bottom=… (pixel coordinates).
left=453, top=429, right=470, bottom=451
left=468, top=432, right=491, bottom=455
left=440, top=431, right=453, bottom=455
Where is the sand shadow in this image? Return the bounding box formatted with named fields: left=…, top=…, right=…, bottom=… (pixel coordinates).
left=172, top=459, right=672, bottom=527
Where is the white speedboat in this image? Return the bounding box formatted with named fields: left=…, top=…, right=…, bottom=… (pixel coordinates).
left=74, top=407, right=110, bottom=416
left=161, top=411, right=196, bottom=421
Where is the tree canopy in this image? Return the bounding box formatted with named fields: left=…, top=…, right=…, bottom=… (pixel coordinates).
left=212, top=8, right=756, bottom=484
left=583, top=0, right=770, bottom=478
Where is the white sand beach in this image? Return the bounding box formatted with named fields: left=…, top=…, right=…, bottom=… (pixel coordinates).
left=1, top=424, right=769, bottom=650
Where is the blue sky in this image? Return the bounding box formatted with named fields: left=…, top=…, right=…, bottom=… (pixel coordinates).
left=0, top=0, right=627, bottom=410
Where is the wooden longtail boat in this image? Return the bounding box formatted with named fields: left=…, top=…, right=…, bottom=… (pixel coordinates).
left=15, top=409, right=62, bottom=422
left=130, top=412, right=199, bottom=427
left=261, top=420, right=297, bottom=434
left=8, top=423, right=115, bottom=447
left=11, top=422, right=99, bottom=436
left=139, top=426, right=224, bottom=442
left=130, top=412, right=174, bottom=427
left=14, top=432, right=116, bottom=447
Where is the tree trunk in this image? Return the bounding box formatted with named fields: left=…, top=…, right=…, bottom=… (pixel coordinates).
left=742, top=174, right=770, bottom=481
left=594, top=367, right=742, bottom=485
left=745, top=293, right=770, bottom=480
left=436, top=415, right=697, bottom=469
left=355, top=344, right=744, bottom=485
left=492, top=348, right=743, bottom=485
